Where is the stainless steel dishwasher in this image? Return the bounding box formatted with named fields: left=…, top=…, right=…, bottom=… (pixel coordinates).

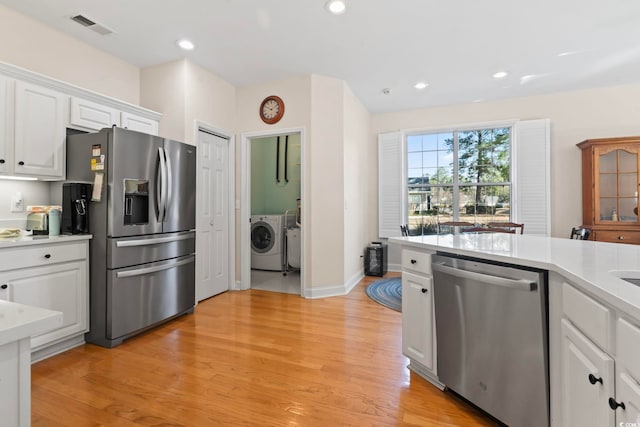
left=432, top=253, right=549, bottom=427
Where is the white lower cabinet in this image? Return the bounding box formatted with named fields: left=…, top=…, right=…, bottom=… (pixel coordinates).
left=561, top=318, right=615, bottom=426
left=401, top=248, right=441, bottom=387
left=616, top=318, right=640, bottom=423
left=560, top=282, right=640, bottom=426
left=0, top=241, right=89, bottom=361
left=402, top=271, right=433, bottom=369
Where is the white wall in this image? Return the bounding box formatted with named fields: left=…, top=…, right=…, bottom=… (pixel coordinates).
left=309, top=75, right=345, bottom=289
left=371, top=83, right=640, bottom=239
left=0, top=5, right=140, bottom=104
left=343, top=84, right=371, bottom=284
left=184, top=61, right=236, bottom=144
left=140, top=60, right=187, bottom=142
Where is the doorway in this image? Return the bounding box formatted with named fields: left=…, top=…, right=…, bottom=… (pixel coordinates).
left=240, top=128, right=305, bottom=295
left=196, top=126, right=235, bottom=301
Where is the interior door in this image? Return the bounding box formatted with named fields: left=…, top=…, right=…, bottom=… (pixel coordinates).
left=196, top=130, right=230, bottom=300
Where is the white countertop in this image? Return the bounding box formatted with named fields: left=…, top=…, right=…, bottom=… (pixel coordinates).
left=0, top=234, right=92, bottom=248
left=391, top=234, right=640, bottom=320
left=0, top=300, right=63, bottom=347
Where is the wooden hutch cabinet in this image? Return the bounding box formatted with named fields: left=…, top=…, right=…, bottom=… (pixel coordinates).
left=578, top=136, right=640, bottom=244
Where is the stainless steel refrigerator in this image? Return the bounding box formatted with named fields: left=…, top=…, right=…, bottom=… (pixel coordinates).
left=66, top=127, right=196, bottom=348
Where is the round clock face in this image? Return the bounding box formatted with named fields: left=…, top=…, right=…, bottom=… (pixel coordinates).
left=260, top=96, right=284, bottom=124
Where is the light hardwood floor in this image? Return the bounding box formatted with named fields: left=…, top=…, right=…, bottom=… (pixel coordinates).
left=31, top=274, right=497, bottom=426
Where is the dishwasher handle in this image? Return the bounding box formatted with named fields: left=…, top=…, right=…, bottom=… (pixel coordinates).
left=432, top=262, right=538, bottom=292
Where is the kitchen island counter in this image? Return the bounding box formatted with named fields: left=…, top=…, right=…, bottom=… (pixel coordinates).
left=391, top=233, right=640, bottom=321
left=392, top=233, right=640, bottom=426
left=0, top=300, right=62, bottom=426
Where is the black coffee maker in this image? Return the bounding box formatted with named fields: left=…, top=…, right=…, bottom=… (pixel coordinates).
left=62, top=183, right=91, bottom=234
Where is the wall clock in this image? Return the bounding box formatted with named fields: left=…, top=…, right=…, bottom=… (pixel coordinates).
left=259, top=95, right=285, bottom=124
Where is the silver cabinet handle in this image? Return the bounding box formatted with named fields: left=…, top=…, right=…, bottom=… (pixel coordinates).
left=432, top=262, right=537, bottom=291
left=116, top=257, right=194, bottom=278
left=116, top=232, right=194, bottom=247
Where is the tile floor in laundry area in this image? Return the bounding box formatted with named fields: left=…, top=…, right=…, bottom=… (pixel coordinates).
left=251, top=269, right=301, bottom=295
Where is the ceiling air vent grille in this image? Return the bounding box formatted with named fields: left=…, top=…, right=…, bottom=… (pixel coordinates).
left=70, top=14, right=114, bottom=35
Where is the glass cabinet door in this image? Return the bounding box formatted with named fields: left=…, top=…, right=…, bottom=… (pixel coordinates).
left=595, top=147, right=639, bottom=223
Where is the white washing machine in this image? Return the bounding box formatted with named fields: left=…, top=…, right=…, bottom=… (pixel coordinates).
left=251, top=215, right=284, bottom=271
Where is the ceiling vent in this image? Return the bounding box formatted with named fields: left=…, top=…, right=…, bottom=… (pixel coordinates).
left=70, top=14, right=114, bottom=35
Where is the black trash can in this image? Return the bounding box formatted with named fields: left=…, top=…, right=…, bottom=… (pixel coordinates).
left=364, top=242, right=387, bottom=277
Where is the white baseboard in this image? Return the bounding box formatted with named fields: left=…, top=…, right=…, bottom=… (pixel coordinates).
left=302, top=269, right=364, bottom=299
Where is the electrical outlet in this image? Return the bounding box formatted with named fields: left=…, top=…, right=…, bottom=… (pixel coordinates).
left=10, top=192, right=24, bottom=213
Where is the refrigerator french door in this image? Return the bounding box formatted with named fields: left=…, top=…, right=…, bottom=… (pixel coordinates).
left=66, top=127, right=197, bottom=348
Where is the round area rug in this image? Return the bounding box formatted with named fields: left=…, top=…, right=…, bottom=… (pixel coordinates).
left=365, top=277, right=402, bottom=312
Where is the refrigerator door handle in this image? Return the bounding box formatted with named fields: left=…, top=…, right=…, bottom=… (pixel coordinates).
left=115, top=233, right=194, bottom=247
left=157, top=147, right=168, bottom=222
left=164, top=146, right=173, bottom=214
left=116, top=256, right=195, bottom=278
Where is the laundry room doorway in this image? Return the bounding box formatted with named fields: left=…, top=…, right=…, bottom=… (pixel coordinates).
left=240, top=128, right=304, bottom=295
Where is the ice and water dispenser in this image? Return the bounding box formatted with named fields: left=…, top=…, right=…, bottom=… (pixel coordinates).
left=123, top=179, right=149, bottom=225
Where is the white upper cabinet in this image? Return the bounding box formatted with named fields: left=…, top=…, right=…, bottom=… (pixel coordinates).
left=69, top=97, right=159, bottom=135
left=69, top=96, right=120, bottom=131
left=0, top=61, right=162, bottom=180
left=121, top=111, right=159, bottom=135
left=13, top=81, right=67, bottom=179
left=0, top=75, right=11, bottom=175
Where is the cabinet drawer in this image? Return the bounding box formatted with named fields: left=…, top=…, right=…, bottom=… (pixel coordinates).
left=595, top=230, right=640, bottom=244
left=0, top=241, right=87, bottom=271
left=562, top=282, right=611, bottom=351
left=402, top=249, right=431, bottom=275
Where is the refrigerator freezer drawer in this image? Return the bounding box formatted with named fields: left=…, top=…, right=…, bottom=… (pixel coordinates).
left=107, top=231, right=195, bottom=269
left=106, top=254, right=195, bottom=340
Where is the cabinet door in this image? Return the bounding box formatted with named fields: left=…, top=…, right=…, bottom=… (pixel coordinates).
left=0, top=76, right=11, bottom=174
left=616, top=317, right=640, bottom=423
left=121, top=111, right=159, bottom=136
left=70, top=96, right=120, bottom=130
left=616, top=372, right=640, bottom=424
left=402, top=271, right=433, bottom=370
left=0, top=261, right=88, bottom=350
left=593, top=145, right=640, bottom=224
left=561, top=319, right=615, bottom=427
left=14, top=81, right=66, bottom=178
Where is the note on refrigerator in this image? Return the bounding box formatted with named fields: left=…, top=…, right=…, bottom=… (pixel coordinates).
left=92, top=172, right=104, bottom=202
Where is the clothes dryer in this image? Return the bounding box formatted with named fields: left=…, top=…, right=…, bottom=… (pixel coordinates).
left=251, top=215, right=284, bottom=271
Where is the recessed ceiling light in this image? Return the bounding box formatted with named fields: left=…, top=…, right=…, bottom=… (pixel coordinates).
left=414, top=82, right=429, bottom=90
left=325, top=0, right=346, bottom=15
left=177, top=39, right=195, bottom=50
left=492, top=71, right=508, bottom=79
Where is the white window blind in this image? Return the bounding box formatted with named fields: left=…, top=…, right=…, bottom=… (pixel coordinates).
left=378, top=132, right=404, bottom=238
left=513, top=119, right=551, bottom=235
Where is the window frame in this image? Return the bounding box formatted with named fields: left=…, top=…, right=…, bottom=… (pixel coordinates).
left=405, top=122, right=514, bottom=231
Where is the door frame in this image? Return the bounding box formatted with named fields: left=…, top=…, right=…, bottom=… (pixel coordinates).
left=240, top=127, right=306, bottom=294
left=194, top=121, right=236, bottom=294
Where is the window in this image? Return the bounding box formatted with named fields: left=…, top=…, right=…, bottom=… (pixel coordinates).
left=407, top=127, right=511, bottom=235
left=378, top=119, right=550, bottom=238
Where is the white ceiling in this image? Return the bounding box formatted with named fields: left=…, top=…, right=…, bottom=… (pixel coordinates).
left=3, top=0, right=640, bottom=113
